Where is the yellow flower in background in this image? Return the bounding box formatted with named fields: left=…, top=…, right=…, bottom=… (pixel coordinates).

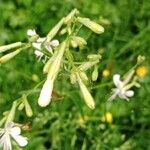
left=136, top=66, right=148, bottom=77
left=102, top=112, right=113, bottom=123
left=78, top=115, right=89, bottom=124
left=102, top=69, right=110, bottom=77
left=32, top=74, right=39, bottom=82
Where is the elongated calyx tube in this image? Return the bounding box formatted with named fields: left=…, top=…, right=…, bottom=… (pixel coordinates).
left=0, top=49, right=21, bottom=64
left=77, top=17, right=104, bottom=34
left=38, top=42, right=66, bottom=107
left=77, top=73, right=95, bottom=109
left=0, top=42, right=23, bottom=53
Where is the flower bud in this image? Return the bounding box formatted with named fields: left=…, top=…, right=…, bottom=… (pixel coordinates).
left=87, top=54, right=101, bottom=61
left=0, top=49, right=21, bottom=64
left=60, top=28, right=67, bottom=35
left=77, top=73, right=95, bottom=109
left=24, top=97, right=33, bottom=117
left=78, top=60, right=99, bottom=71
left=137, top=55, right=145, bottom=64
left=71, top=36, right=87, bottom=48
left=77, top=17, right=104, bottom=34
left=18, top=103, right=25, bottom=110
left=38, top=42, right=66, bottom=107
left=70, top=39, right=78, bottom=48
left=0, top=42, right=23, bottom=53
left=92, top=65, right=98, bottom=81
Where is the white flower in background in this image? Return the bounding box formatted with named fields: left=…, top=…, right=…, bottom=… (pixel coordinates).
left=27, top=29, right=36, bottom=37
left=108, top=74, right=134, bottom=101
left=0, top=122, right=28, bottom=150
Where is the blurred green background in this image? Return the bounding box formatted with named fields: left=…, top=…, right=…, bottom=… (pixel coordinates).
left=0, top=0, right=150, bottom=149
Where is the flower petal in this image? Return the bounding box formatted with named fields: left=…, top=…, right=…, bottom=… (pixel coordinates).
left=125, top=90, right=134, bottom=97
left=5, top=122, right=14, bottom=129
left=10, top=127, right=21, bottom=136
left=34, top=50, right=44, bottom=57
left=113, top=74, right=123, bottom=88
left=0, top=133, right=12, bottom=150
left=38, top=78, right=53, bottom=107
left=27, top=29, right=36, bottom=37
left=32, top=42, right=42, bottom=50
left=50, top=40, right=59, bottom=47
left=11, top=134, right=28, bottom=147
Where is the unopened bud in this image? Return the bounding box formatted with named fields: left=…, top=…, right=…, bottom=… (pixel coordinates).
left=18, top=103, right=25, bottom=111
left=0, top=42, right=23, bottom=53
left=24, top=96, right=33, bottom=117
left=87, top=54, right=101, bottom=61
left=77, top=17, right=104, bottom=34
left=71, top=39, right=78, bottom=48
left=78, top=60, right=99, bottom=71
left=0, top=49, right=21, bottom=64
left=137, top=55, right=145, bottom=64
left=92, top=66, right=99, bottom=81
left=71, top=36, right=87, bottom=48
left=60, top=28, right=67, bottom=35
left=77, top=73, right=95, bottom=109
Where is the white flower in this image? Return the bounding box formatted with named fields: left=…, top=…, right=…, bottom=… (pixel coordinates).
left=27, top=29, right=36, bottom=37
left=0, top=122, right=28, bottom=150
left=44, top=39, right=59, bottom=53
left=108, top=74, right=134, bottom=101
left=26, top=29, right=59, bottom=60
left=33, top=39, right=59, bottom=60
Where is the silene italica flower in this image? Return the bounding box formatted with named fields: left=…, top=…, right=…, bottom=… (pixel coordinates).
left=27, top=29, right=59, bottom=61
left=0, top=122, right=28, bottom=150
left=108, top=74, right=134, bottom=101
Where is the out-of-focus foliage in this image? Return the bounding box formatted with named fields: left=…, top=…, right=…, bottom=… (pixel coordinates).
left=0, top=0, right=150, bottom=149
